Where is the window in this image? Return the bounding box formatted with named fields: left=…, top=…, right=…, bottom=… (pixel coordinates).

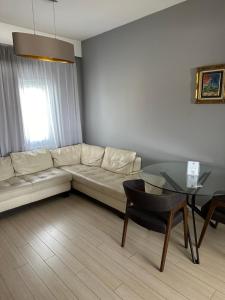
left=0, top=45, right=82, bottom=156
left=19, top=82, right=57, bottom=149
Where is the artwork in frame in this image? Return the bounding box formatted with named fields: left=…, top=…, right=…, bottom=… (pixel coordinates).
left=195, top=64, right=225, bottom=104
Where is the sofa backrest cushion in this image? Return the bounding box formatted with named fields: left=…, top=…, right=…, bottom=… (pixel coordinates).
left=101, top=147, right=136, bottom=175
left=0, top=157, right=15, bottom=181
left=11, top=149, right=53, bottom=176
left=81, top=144, right=105, bottom=167
left=50, top=144, right=81, bottom=167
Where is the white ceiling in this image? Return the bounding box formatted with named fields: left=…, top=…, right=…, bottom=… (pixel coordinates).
left=0, top=0, right=186, bottom=41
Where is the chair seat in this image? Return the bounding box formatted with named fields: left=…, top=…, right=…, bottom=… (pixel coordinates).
left=201, top=200, right=225, bottom=224
left=127, top=207, right=183, bottom=234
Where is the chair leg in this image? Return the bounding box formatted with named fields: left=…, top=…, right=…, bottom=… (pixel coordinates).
left=183, top=207, right=189, bottom=249
left=160, top=213, right=173, bottom=272
left=121, top=215, right=129, bottom=247
left=198, top=207, right=215, bottom=248
left=210, top=220, right=218, bottom=229
left=214, top=221, right=219, bottom=229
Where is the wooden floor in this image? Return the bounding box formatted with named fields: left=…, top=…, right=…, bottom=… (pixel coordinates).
left=0, top=193, right=225, bottom=300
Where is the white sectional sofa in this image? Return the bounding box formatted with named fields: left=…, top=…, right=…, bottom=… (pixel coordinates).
left=0, top=144, right=159, bottom=213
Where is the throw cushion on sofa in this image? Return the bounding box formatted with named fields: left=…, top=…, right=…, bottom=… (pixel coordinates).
left=0, top=157, right=15, bottom=181
left=101, top=147, right=136, bottom=175
left=11, top=149, right=53, bottom=176
left=50, top=144, right=81, bottom=167
left=81, top=143, right=105, bottom=167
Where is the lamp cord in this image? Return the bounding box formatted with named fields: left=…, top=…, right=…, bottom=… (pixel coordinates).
left=31, top=0, right=36, bottom=35
left=31, top=0, right=57, bottom=38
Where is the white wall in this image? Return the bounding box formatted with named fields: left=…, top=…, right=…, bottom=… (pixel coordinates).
left=0, top=22, right=82, bottom=57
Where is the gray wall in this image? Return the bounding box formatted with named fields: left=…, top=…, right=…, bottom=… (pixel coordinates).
left=82, top=0, right=225, bottom=166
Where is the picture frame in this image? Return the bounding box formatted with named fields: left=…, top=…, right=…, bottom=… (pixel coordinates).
left=195, top=64, right=225, bottom=104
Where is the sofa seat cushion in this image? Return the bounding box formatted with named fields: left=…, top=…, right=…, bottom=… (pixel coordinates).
left=0, top=168, right=72, bottom=203
left=11, top=149, right=53, bottom=176
left=21, top=168, right=72, bottom=192
left=61, top=164, right=138, bottom=201
left=0, top=177, right=33, bottom=202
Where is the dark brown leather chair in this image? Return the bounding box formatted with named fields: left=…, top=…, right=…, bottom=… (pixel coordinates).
left=121, top=179, right=189, bottom=272
left=198, top=195, right=225, bottom=248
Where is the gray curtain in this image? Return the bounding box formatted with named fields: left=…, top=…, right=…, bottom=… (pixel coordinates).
left=0, top=45, right=25, bottom=156
left=0, top=44, right=82, bottom=156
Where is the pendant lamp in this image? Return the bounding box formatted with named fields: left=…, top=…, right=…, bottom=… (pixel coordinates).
left=12, top=0, right=75, bottom=63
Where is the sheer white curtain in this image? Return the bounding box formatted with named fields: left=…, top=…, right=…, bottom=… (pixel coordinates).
left=0, top=45, right=82, bottom=155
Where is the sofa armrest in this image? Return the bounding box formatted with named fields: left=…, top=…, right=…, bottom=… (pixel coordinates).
left=132, top=157, right=142, bottom=173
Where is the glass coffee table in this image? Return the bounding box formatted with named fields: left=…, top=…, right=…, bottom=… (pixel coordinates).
left=141, top=161, right=225, bottom=264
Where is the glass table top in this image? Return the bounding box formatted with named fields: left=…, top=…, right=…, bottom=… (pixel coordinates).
left=141, top=161, right=225, bottom=197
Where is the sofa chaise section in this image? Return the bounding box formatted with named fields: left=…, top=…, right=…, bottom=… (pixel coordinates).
left=0, top=150, right=72, bottom=213
left=61, top=164, right=140, bottom=212
left=59, top=145, right=143, bottom=212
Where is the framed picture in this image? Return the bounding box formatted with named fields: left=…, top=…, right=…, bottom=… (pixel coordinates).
left=195, top=64, right=225, bottom=104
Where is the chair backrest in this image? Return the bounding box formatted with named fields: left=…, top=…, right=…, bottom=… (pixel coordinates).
left=212, top=194, right=225, bottom=209
left=123, top=179, right=183, bottom=212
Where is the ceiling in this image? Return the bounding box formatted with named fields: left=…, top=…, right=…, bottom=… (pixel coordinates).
left=0, top=0, right=186, bottom=41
